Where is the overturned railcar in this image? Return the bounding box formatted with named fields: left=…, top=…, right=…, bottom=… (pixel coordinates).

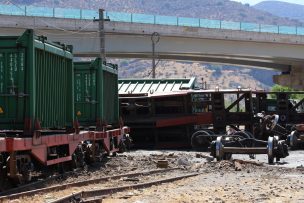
left=119, top=78, right=304, bottom=150
left=118, top=78, right=212, bottom=148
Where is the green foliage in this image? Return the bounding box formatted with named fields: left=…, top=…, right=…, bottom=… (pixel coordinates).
left=271, top=84, right=293, bottom=92
left=271, top=85, right=304, bottom=100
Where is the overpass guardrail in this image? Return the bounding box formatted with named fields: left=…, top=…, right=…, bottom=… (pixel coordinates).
left=1, top=4, right=304, bottom=36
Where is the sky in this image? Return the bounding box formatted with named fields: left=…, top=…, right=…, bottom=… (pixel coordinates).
left=232, top=0, right=304, bottom=5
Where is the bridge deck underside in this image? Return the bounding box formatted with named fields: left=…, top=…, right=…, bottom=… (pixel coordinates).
left=1, top=15, right=304, bottom=71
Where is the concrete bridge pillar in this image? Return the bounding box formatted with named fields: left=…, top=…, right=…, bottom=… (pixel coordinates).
left=273, top=66, right=304, bottom=90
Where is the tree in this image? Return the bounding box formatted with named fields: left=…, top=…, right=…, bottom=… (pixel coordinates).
left=271, top=84, right=292, bottom=92
left=271, top=85, right=304, bottom=100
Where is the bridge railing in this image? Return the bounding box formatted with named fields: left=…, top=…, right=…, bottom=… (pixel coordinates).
left=1, top=4, right=304, bottom=36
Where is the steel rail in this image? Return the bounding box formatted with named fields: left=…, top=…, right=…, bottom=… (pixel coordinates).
left=51, top=172, right=200, bottom=203
left=0, top=168, right=180, bottom=201
left=0, top=169, right=82, bottom=197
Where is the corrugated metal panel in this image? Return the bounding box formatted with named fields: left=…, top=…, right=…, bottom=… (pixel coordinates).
left=118, top=78, right=196, bottom=95
left=103, top=69, right=119, bottom=124
left=0, top=29, right=74, bottom=132
left=74, top=58, right=119, bottom=127
left=35, top=49, right=73, bottom=129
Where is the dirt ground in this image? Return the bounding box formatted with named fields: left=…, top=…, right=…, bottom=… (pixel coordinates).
left=4, top=150, right=304, bottom=203
left=101, top=150, right=304, bottom=203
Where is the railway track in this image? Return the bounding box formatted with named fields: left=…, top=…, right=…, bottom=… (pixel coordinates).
left=52, top=173, right=200, bottom=203
left=0, top=168, right=187, bottom=202
left=0, top=169, right=82, bottom=197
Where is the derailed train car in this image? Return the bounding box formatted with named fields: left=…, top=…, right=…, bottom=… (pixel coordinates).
left=119, top=80, right=257, bottom=149
left=0, top=30, right=129, bottom=190
left=119, top=81, right=303, bottom=163
left=119, top=78, right=304, bottom=150
left=118, top=78, right=211, bottom=148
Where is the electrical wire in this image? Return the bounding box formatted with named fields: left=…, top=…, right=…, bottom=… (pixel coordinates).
left=5, top=0, right=25, bottom=11
left=5, top=0, right=35, bottom=11
left=4, top=1, right=174, bottom=80
left=34, top=30, right=99, bottom=37
left=5, top=0, right=100, bottom=35
left=3, top=1, right=198, bottom=81
left=36, top=18, right=98, bottom=35
left=35, top=30, right=99, bottom=37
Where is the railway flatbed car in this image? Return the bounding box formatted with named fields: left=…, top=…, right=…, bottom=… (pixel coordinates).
left=0, top=30, right=129, bottom=190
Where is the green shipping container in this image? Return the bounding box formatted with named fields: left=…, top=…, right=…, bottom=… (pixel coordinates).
left=74, top=58, right=119, bottom=127
left=0, top=29, right=74, bottom=134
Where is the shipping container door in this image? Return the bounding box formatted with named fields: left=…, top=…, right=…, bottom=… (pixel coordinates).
left=35, top=50, right=73, bottom=129
left=103, top=70, right=119, bottom=124
left=0, top=49, right=26, bottom=130
left=74, top=69, right=97, bottom=125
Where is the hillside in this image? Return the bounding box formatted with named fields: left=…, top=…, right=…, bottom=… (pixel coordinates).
left=254, top=1, right=304, bottom=23
left=7, top=0, right=288, bottom=89
left=114, top=59, right=273, bottom=89
left=12, top=0, right=302, bottom=26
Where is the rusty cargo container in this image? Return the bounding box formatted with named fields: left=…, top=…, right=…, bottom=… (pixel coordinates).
left=0, top=29, right=74, bottom=134
left=74, top=58, right=119, bottom=128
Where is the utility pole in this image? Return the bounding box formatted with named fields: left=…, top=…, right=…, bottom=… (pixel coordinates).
left=151, top=32, right=160, bottom=78
left=98, top=9, right=106, bottom=61
left=91, top=9, right=106, bottom=162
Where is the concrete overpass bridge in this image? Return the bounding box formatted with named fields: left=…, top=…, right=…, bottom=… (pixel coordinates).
left=0, top=4, right=303, bottom=89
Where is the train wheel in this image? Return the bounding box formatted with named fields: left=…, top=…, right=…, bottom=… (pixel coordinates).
left=215, top=137, right=224, bottom=161
left=191, top=130, right=214, bottom=151
left=124, top=134, right=133, bottom=150
left=19, top=170, right=32, bottom=184
left=118, top=141, right=126, bottom=153
left=267, top=137, right=275, bottom=164
left=288, top=131, right=299, bottom=150
left=13, top=154, right=33, bottom=184
left=95, top=143, right=105, bottom=162
left=71, top=153, right=78, bottom=169
left=72, top=146, right=85, bottom=168
left=118, top=134, right=133, bottom=153
left=0, top=165, right=7, bottom=191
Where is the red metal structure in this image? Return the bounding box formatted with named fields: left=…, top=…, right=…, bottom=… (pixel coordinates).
left=0, top=126, right=130, bottom=190
left=1, top=128, right=130, bottom=165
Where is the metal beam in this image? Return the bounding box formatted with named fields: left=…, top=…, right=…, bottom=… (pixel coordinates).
left=81, top=52, right=290, bottom=71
